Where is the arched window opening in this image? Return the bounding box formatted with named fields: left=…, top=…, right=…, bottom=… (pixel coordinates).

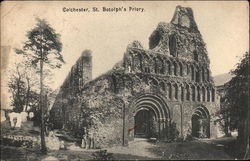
left=179, top=62, right=183, bottom=76
left=160, top=82, right=166, bottom=92
left=167, top=83, right=172, bottom=100
left=212, top=88, right=215, bottom=102
left=117, top=78, right=125, bottom=93
left=181, top=86, right=184, bottom=101
left=143, top=56, right=149, bottom=73
left=173, top=62, right=178, bottom=76
left=202, top=68, right=205, bottom=82
left=197, top=86, right=201, bottom=102
left=154, top=58, right=158, bottom=74
left=196, top=70, right=200, bottom=83
left=193, top=50, right=198, bottom=61
left=112, top=75, right=118, bottom=94
left=133, top=54, right=142, bottom=72
left=186, top=64, right=190, bottom=75
left=186, top=85, right=190, bottom=101
left=168, top=62, right=172, bottom=75
left=207, top=69, right=210, bottom=81
left=131, top=55, right=135, bottom=72
left=191, top=86, right=196, bottom=101
left=191, top=66, right=195, bottom=81
left=174, top=84, right=178, bottom=100
left=126, top=53, right=134, bottom=72
left=202, top=87, right=206, bottom=102
left=160, top=59, right=165, bottom=74
left=169, top=34, right=177, bottom=57
left=191, top=106, right=210, bottom=138
left=207, top=88, right=210, bottom=102
left=165, top=61, right=169, bottom=74
left=149, top=30, right=161, bottom=49
left=139, top=55, right=143, bottom=72
left=149, top=78, right=158, bottom=92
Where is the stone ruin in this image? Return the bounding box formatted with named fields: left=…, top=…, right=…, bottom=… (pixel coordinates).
left=50, top=6, right=220, bottom=147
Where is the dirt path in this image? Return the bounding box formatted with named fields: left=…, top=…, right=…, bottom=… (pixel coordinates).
left=108, top=138, right=159, bottom=159
left=1, top=138, right=234, bottom=160
left=107, top=138, right=233, bottom=160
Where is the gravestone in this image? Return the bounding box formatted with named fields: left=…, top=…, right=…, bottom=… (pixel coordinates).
left=1, top=110, right=6, bottom=122
left=20, top=112, right=28, bottom=122
left=8, top=112, right=22, bottom=127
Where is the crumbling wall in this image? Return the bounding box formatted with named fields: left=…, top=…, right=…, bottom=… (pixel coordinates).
left=50, top=50, right=92, bottom=134
left=50, top=5, right=220, bottom=147
left=80, top=75, right=124, bottom=147
left=149, top=6, right=209, bottom=64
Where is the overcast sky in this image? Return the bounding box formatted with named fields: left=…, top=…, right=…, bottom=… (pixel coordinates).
left=1, top=1, right=249, bottom=108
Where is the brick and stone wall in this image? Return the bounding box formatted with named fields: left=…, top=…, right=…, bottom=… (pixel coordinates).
left=50, top=6, right=220, bottom=147
left=50, top=50, right=92, bottom=136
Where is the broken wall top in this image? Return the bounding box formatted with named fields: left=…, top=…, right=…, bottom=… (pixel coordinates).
left=148, top=6, right=209, bottom=64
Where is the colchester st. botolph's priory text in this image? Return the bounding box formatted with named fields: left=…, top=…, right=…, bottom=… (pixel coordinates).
left=62, top=7, right=145, bottom=13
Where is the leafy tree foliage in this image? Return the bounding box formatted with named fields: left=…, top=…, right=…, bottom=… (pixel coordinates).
left=8, top=61, right=56, bottom=127
left=15, top=18, right=64, bottom=153
left=15, top=18, right=64, bottom=68
left=8, top=62, right=39, bottom=112
left=216, top=98, right=232, bottom=136
left=8, top=65, right=26, bottom=112
left=215, top=52, right=249, bottom=159
left=224, top=52, right=249, bottom=134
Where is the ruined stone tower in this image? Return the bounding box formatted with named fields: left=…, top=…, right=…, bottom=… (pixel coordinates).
left=50, top=50, right=92, bottom=129
left=50, top=6, right=220, bottom=147
left=81, top=50, right=92, bottom=82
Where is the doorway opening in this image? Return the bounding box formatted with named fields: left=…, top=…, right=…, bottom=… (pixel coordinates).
left=191, top=106, right=210, bottom=138
left=134, top=108, right=158, bottom=138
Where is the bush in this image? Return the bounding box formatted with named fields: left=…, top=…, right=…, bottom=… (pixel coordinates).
left=168, top=122, right=180, bottom=142
left=184, top=134, right=194, bottom=142
left=176, top=136, right=184, bottom=142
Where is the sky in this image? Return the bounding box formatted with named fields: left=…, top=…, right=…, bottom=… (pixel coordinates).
left=1, top=1, right=249, bottom=108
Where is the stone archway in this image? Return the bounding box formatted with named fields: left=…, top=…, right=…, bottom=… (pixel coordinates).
left=131, top=94, right=170, bottom=140
left=191, top=106, right=210, bottom=138
left=134, top=108, right=157, bottom=138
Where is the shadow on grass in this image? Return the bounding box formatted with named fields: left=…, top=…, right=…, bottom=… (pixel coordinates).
left=1, top=137, right=243, bottom=160
left=146, top=140, right=233, bottom=160
left=210, top=137, right=245, bottom=159
left=112, top=153, right=155, bottom=160
left=1, top=146, right=45, bottom=161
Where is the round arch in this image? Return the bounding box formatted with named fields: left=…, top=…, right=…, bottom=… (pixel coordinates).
left=130, top=93, right=171, bottom=140
left=191, top=105, right=210, bottom=138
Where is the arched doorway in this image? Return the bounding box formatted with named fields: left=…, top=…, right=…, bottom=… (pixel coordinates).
left=191, top=106, right=210, bottom=138
left=131, top=94, right=170, bottom=140
left=134, top=108, right=158, bottom=138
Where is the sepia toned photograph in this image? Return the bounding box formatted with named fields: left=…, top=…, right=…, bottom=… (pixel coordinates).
left=1, top=1, right=249, bottom=160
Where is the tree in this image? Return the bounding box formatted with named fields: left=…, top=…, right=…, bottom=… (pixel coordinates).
left=8, top=61, right=39, bottom=112
left=15, top=18, right=64, bottom=153
left=8, top=64, right=27, bottom=112
left=215, top=96, right=232, bottom=137
left=223, top=52, right=249, bottom=158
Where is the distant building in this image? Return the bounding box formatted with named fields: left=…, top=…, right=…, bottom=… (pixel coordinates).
left=50, top=6, right=220, bottom=146
left=214, top=73, right=233, bottom=98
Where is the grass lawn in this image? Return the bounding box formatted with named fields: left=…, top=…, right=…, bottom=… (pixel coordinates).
left=108, top=138, right=234, bottom=160
left=0, top=146, right=94, bottom=161
left=1, top=136, right=244, bottom=160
